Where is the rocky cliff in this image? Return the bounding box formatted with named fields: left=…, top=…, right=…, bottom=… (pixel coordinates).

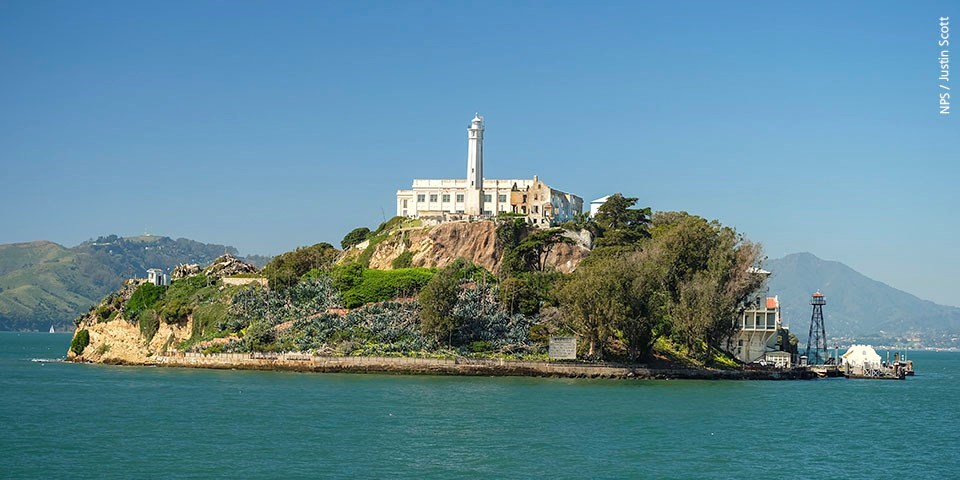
left=67, top=255, right=258, bottom=364
left=351, top=220, right=591, bottom=274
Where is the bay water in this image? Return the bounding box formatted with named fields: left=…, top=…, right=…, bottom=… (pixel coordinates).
left=2, top=332, right=958, bottom=479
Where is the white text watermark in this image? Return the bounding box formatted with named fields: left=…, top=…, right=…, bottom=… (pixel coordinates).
left=939, top=17, right=950, bottom=115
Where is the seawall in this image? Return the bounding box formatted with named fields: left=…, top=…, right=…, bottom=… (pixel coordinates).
left=80, top=352, right=815, bottom=380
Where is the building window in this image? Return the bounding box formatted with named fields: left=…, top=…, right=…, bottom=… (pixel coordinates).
left=402, top=199, right=408, bottom=208
left=456, top=194, right=464, bottom=202
left=430, top=194, right=438, bottom=202
left=442, top=194, right=450, bottom=202
left=417, top=194, right=425, bottom=203
left=483, top=194, right=492, bottom=202
left=498, top=194, right=507, bottom=202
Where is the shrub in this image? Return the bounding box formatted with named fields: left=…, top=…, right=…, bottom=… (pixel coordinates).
left=70, top=329, right=90, bottom=356
left=138, top=310, right=160, bottom=342
left=341, top=268, right=435, bottom=308
left=329, top=263, right=364, bottom=292
left=125, top=283, right=165, bottom=318
left=341, top=227, right=371, bottom=249
left=391, top=251, right=414, bottom=269
left=96, top=343, right=111, bottom=355
left=95, top=304, right=112, bottom=321
left=262, top=243, right=339, bottom=289
left=371, top=216, right=407, bottom=237
left=192, top=303, right=227, bottom=339
left=155, top=275, right=216, bottom=324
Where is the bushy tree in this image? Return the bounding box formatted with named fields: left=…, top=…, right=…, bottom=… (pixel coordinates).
left=419, top=264, right=462, bottom=345
left=341, top=227, right=371, bottom=250
left=555, top=255, right=651, bottom=359
left=556, top=211, right=764, bottom=362
left=650, top=213, right=763, bottom=357
left=262, top=243, right=340, bottom=289
left=593, top=193, right=652, bottom=247
left=70, top=329, right=90, bottom=356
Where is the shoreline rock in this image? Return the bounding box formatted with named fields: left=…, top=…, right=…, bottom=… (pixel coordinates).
left=68, top=353, right=816, bottom=381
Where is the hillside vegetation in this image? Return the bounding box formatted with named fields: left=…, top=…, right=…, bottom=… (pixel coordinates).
left=70, top=196, right=765, bottom=366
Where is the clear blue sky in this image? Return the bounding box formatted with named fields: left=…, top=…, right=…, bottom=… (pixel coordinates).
left=1, top=1, right=957, bottom=305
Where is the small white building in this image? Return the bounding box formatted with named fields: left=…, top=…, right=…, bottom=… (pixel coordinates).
left=146, top=268, right=170, bottom=286
left=589, top=195, right=611, bottom=218
left=764, top=351, right=792, bottom=368
left=841, top=345, right=882, bottom=373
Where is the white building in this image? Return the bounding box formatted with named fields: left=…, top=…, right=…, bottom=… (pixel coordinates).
left=589, top=195, right=611, bottom=218
left=729, top=295, right=782, bottom=363
left=146, top=268, right=170, bottom=286
left=396, top=114, right=583, bottom=227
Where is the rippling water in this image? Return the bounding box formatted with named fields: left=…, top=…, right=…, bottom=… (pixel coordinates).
left=2, top=332, right=957, bottom=479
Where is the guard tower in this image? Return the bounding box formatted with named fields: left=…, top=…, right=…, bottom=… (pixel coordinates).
left=805, top=291, right=828, bottom=365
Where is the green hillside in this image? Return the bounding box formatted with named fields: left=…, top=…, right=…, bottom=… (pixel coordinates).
left=766, top=252, right=960, bottom=338
left=0, top=235, right=264, bottom=331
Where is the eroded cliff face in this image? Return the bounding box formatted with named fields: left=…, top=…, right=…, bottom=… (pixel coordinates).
left=361, top=220, right=591, bottom=274
left=68, top=315, right=192, bottom=364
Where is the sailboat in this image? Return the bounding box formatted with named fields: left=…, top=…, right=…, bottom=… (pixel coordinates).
left=49, top=325, right=55, bottom=333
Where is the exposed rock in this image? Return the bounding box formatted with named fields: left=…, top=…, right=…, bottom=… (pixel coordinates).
left=562, top=228, right=594, bottom=250
left=202, top=254, right=258, bottom=278
left=363, top=220, right=590, bottom=274
left=68, top=280, right=194, bottom=364
left=172, top=263, right=201, bottom=279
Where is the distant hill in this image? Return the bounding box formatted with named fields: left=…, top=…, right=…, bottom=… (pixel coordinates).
left=0, top=235, right=268, bottom=331
left=765, top=252, right=960, bottom=338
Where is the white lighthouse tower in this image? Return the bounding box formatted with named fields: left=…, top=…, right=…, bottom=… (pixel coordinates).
left=464, top=113, right=484, bottom=216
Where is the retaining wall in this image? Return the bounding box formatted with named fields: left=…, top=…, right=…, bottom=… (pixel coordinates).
left=146, top=352, right=813, bottom=380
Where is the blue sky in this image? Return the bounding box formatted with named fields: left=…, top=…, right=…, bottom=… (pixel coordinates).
left=1, top=1, right=957, bottom=306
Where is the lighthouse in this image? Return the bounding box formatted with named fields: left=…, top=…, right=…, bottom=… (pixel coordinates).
left=464, top=113, right=484, bottom=216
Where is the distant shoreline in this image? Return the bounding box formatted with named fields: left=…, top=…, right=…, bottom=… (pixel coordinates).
left=69, top=352, right=817, bottom=380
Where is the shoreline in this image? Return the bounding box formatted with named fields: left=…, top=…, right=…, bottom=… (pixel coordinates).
left=70, top=352, right=817, bottom=380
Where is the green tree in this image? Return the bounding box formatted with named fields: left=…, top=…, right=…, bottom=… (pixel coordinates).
left=648, top=212, right=764, bottom=359
left=419, top=259, right=482, bottom=345
left=555, top=255, right=634, bottom=359
left=70, top=329, right=90, bottom=356
left=499, top=272, right=560, bottom=315
left=513, top=229, right=571, bottom=273
left=594, top=193, right=652, bottom=247
left=341, top=227, right=371, bottom=250
left=262, top=243, right=340, bottom=289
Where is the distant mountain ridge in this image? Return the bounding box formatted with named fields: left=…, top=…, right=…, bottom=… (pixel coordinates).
left=765, top=252, right=960, bottom=338
left=0, top=235, right=267, bottom=331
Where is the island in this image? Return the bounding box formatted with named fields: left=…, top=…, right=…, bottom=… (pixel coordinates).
left=66, top=200, right=812, bottom=381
